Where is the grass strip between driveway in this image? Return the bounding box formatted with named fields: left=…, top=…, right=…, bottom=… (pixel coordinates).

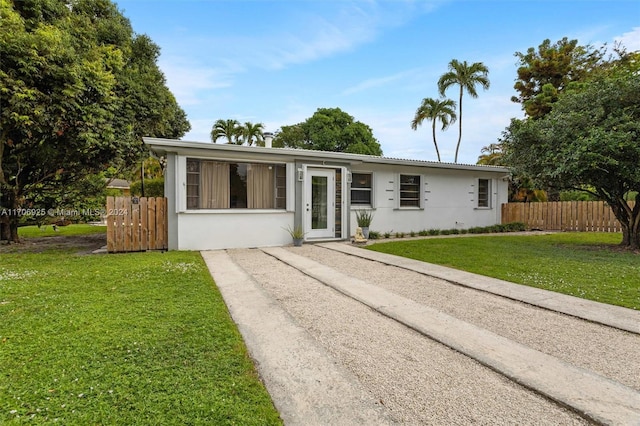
left=367, top=232, right=639, bottom=310
left=0, top=245, right=282, bottom=424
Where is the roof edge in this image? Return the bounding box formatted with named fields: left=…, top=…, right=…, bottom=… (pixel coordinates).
left=143, top=137, right=510, bottom=173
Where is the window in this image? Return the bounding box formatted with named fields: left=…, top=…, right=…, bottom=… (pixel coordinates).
left=351, top=172, right=372, bottom=206
left=477, top=178, right=491, bottom=208
left=186, top=159, right=286, bottom=209
left=400, top=174, right=421, bottom=207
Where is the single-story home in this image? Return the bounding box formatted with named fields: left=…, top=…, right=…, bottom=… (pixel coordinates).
left=144, top=137, right=510, bottom=250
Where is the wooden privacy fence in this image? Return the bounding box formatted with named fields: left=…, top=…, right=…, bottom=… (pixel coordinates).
left=106, top=197, right=168, bottom=253
left=502, top=201, right=635, bottom=232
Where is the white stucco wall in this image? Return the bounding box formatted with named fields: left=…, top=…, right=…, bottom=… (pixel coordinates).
left=349, top=164, right=508, bottom=235
left=152, top=141, right=509, bottom=250
left=175, top=211, right=294, bottom=250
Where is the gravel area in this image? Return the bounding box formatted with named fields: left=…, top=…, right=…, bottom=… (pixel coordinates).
left=288, top=244, right=640, bottom=392
left=228, top=248, right=588, bottom=425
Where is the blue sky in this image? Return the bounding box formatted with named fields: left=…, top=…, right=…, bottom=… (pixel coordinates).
left=115, top=0, right=640, bottom=164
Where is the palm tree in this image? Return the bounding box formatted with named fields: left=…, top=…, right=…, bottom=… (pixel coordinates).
left=240, top=122, right=265, bottom=146
left=210, top=119, right=240, bottom=144
left=477, top=143, right=503, bottom=165
left=411, top=97, right=457, bottom=162
left=437, top=59, right=490, bottom=163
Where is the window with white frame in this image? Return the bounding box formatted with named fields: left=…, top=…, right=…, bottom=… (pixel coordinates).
left=477, top=178, right=491, bottom=208
left=399, top=174, right=421, bottom=207
left=351, top=172, right=372, bottom=206
left=186, top=158, right=286, bottom=209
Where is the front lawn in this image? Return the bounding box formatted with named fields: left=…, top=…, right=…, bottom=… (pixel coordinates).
left=367, top=232, right=639, bottom=310
left=0, top=243, right=281, bottom=424
left=18, top=224, right=107, bottom=238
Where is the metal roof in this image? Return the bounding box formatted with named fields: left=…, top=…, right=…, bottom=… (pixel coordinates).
left=143, top=137, right=510, bottom=174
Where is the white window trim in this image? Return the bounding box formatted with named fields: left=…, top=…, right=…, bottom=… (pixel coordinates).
left=182, top=157, right=289, bottom=212
left=397, top=173, right=424, bottom=209
left=476, top=178, right=493, bottom=209
left=350, top=171, right=374, bottom=209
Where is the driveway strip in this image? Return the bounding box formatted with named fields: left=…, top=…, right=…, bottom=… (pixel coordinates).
left=262, top=246, right=640, bottom=425
left=319, top=242, right=640, bottom=334
left=200, top=250, right=395, bottom=426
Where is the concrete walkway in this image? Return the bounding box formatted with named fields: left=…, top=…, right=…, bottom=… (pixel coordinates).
left=202, top=244, right=640, bottom=425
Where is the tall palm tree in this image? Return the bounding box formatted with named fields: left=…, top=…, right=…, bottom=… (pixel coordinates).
left=210, top=119, right=240, bottom=144
left=411, top=97, right=457, bottom=162
left=437, top=59, right=490, bottom=163
left=240, top=122, right=265, bottom=146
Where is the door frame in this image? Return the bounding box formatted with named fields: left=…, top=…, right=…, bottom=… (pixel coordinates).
left=304, top=168, right=336, bottom=239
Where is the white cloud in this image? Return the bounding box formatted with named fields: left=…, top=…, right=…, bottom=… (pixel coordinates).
left=615, top=27, right=640, bottom=51
left=159, top=58, right=239, bottom=106
left=342, top=68, right=423, bottom=95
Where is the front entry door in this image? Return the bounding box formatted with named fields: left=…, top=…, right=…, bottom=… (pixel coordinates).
left=305, top=169, right=335, bottom=239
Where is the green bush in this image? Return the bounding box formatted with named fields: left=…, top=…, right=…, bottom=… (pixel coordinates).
left=130, top=178, right=164, bottom=197
left=427, top=229, right=440, bottom=236
left=368, top=230, right=380, bottom=240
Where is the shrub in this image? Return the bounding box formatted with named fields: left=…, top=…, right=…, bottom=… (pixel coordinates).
left=368, top=230, right=380, bottom=240
left=130, top=178, right=164, bottom=197
left=427, top=229, right=439, bottom=236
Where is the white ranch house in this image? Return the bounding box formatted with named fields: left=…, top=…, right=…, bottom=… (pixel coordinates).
left=144, top=137, right=510, bottom=250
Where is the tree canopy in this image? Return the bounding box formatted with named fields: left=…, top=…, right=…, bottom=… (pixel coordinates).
left=503, top=66, right=640, bottom=248
left=274, top=108, right=383, bottom=156
left=0, top=0, right=189, bottom=241
left=511, top=37, right=605, bottom=119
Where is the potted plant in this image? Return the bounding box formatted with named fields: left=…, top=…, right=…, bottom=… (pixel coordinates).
left=284, top=225, right=305, bottom=247
left=355, top=210, right=373, bottom=239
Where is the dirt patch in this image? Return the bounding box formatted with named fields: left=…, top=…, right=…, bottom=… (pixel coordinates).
left=0, top=233, right=107, bottom=255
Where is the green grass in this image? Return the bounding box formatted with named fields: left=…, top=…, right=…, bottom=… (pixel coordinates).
left=0, top=247, right=282, bottom=424
left=367, top=232, right=640, bottom=310
left=18, top=224, right=107, bottom=238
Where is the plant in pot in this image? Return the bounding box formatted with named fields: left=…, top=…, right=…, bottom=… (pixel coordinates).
left=355, top=210, right=374, bottom=239
left=284, top=225, right=305, bottom=247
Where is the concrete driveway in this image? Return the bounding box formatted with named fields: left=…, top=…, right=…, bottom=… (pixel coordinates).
left=201, top=242, right=640, bottom=425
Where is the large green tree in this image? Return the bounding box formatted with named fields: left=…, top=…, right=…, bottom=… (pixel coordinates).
left=0, top=0, right=189, bottom=242
left=411, top=97, right=457, bottom=162
left=437, top=59, right=490, bottom=163
left=511, top=37, right=604, bottom=119
left=503, top=69, right=640, bottom=248
left=274, top=108, right=383, bottom=156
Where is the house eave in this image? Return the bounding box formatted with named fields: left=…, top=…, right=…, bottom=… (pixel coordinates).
left=143, top=137, right=510, bottom=173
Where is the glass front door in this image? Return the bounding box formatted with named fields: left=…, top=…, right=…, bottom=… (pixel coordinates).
left=305, top=169, right=335, bottom=239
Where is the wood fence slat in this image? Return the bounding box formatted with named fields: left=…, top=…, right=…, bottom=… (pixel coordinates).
left=131, top=200, right=140, bottom=251
left=148, top=197, right=157, bottom=250
left=107, top=197, right=115, bottom=252
left=501, top=200, right=635, bottom=235
left=115, top=197, right=124, bottom=252
left=140, top=197, right=148, bottom=251
left=106, top=196, right=167, bottom=253
left=123, top=198, right=132, bottom=253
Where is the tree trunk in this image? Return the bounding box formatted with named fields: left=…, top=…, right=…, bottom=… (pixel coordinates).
left=430, top=121, right=441, bottom=162
left=609, top=197, right=639, bottom=249
left=0, top=188, right=20, bottom=243
left=454, top=87, right=463, bottom=163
